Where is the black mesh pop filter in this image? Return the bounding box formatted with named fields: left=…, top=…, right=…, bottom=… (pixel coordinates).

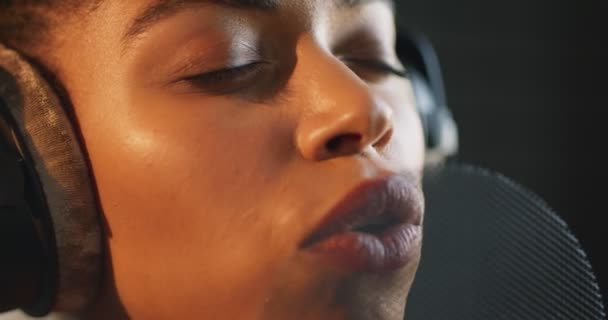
left=405, top=164, right=606, bottom=319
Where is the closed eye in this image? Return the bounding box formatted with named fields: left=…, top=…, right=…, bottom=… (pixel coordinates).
left=342, top=58, right=409, bottom=79
left=183, top=61, right=266, bottom=88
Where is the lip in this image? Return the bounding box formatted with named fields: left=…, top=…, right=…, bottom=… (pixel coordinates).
left=300, top=174, right=424, bottom=274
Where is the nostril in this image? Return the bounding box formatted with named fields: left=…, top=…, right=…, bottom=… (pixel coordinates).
left=373, top=127, right=393, bottom=148
left=325, top=133, right=362, bottom=155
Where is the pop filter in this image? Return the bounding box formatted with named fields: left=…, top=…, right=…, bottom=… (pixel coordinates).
left=405, top=164, right=606, bottom=319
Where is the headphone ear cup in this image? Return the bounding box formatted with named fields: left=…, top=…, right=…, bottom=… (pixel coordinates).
left=0, top=133, right=48, bottom=314
left=0, top=44, right=103, bottom=316
left=397, top=32, right=459, bottom=163
left=409, top=68, right=459, bottom=163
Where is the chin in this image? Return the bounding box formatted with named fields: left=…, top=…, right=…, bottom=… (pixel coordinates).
left=260, top=247, right=421, bottom=320
left=337, top=249, right=421, bottom=320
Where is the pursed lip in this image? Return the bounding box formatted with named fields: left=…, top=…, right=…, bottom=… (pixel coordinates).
left=299, top=174, right=424, bottom=273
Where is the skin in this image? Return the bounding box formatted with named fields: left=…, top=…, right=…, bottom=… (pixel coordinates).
left=35, top=0, right=426, bottom=319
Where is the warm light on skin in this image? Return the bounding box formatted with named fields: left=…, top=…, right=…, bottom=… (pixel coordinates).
left=41, top=0, right=425, bottom=319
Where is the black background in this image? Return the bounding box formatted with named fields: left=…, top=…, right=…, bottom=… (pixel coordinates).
left=396, top=0, right=608, bottom=300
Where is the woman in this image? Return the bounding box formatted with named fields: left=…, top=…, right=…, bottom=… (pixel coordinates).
left=0, top=0, right=426, bottom=319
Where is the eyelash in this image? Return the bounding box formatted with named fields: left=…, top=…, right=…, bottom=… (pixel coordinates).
left=342, top=58, right=409, bottom=78
left=182, top=58, right=407, bottom=93
left=183, top=61, right=266, bottom=87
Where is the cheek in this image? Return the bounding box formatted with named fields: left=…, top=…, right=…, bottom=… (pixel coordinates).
left=378, top=79, right=425, bottom=172
left=72, top=91, right=298, bottom=318
left=391, top=106, right=425, bottom=171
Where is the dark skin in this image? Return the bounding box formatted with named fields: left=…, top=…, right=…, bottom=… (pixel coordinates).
left=10, top=0, right=426, bottom=319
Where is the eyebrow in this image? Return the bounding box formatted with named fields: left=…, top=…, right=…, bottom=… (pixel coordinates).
left=122, top=0, right=393, bottom=46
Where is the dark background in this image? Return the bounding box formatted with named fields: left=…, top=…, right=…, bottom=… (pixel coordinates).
left=396, top=0, right=608, bottom=300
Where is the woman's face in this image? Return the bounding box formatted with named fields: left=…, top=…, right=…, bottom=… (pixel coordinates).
left=50, top=0, right=425, bottom=319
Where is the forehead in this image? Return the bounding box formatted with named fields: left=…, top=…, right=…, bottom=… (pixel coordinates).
left=139, top=0, right=393, bottom=10
left=122, top=0, right=394, bottom=44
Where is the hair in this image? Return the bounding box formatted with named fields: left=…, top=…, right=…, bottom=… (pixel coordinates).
left=0, top=1, right=98, bottom=57
left=0, top=1, right=103, bottom=127
left=1, top=1, right=54, bottom=54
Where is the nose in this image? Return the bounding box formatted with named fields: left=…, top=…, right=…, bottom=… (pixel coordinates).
left=295, top=43, right=394, bottom=161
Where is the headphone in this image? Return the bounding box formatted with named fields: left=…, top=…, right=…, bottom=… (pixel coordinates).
left=396, top=32, right=459, bottom=164
left=0, top=32, right=458, bottom=317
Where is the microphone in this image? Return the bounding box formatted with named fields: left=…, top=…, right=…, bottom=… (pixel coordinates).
left=405, top=163, right=606, bottom=319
